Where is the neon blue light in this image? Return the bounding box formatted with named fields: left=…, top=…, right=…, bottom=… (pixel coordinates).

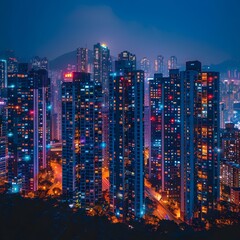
left=101, top=142, right=107, bottom=149
left=47, top=105, right=52, bottom=110
left=12, top=183, right=20, bottom=193
left=24, top=155, right=30, bottom=161
left=8, top=133, right=13, bottom=137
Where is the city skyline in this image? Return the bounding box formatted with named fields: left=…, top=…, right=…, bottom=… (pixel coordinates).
left=1, top=0, right=240, bottom=64
left=1, top=1, right=240, bottom=238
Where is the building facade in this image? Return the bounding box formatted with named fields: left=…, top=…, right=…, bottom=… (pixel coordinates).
left=109, top=70, right=145, bottom=221
left=62, top=72, right=102, bottom=208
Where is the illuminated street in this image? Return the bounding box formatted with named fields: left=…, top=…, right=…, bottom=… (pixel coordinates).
left=48, top=160, right=62, bottom=195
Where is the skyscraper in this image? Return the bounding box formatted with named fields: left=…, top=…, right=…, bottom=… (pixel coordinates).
left=7, top=65, right=50, bottom=193
left=221, top=123, right=240, bottom=194
left=31, top=56, right=48, bottom=70
left=115, top=51, right=136, bottom=72
left=93, top=43, right=111, bottom=167
left=150, top=61, right=220, bottom=222
left=161, top=69, right=181, bottom=200
left=49, top=70, right=62, bottom=141
left=109, top=70, right=145, bottom=221
left=149, top=74, right=163, bottom=184
left=154, top=55, right=164, bottom=75
left=62, top=72, right=102, bottom=208
left=168, top=56, right=177, bottom=70
left=180, top=62, right=200, bottom=222
left=194, top=71, right=220, bottom=221
left=0, top=99, right=7, bottom=190
left=180, top=61, right=220, bottom=222
left=0, top=59, right=7, bottom=98
left=77, top=48, right=88, bottom=73
left=140, top=57, right=151, bottom=79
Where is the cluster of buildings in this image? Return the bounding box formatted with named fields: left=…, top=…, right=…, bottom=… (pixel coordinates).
left=0, top=44, right=239, bottom=224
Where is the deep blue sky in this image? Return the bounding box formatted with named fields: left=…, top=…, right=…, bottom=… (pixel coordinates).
left=1, top=0, right=239, bottom=64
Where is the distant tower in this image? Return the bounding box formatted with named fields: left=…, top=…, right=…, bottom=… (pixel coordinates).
left=31, top=56, right=48, bottom=70
left=115, top=51, right=136, bottom=72
left=168, top=56, right=177, bottom=70
left=77, top=48, right=88, bottom=73
left=154, top=55, right=164, bottom=75
left=140, top=57, right=151, bottom=79
left=0, top=59, right=7, bottom=98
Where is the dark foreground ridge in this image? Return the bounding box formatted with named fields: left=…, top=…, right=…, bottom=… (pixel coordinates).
left=0, top=194, right=240, bottom=240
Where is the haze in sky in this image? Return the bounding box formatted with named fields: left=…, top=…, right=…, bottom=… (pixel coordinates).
left=1, top=0, right=239, bottom=64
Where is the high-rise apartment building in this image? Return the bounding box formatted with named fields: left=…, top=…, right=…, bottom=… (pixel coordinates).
left=7, top=65, right=50, bottom=193
left=0, top=99, right=7, bottom=189
left=180, top=61, right=220, bottom=221
left=93, top=43, right=111, bottom=167
left=109, top=70, right=145, bottom=221
left=0, top=59, right=7, bottom=98
left=150, top=61, right=220, bottom=222
left=149, top=74, right=163, bottom=184
left=221, top=123, right=240, bottom=192
left=62, top=72, right=102, bottom=208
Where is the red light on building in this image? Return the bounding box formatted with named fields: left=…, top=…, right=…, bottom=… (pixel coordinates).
left=208, top=94, right=213, bottom=100
left=151, top=116, right=156, bottom=121
left=120, top=77, right=124, bottom=80
left=208, top=77, right=213, bottom=82
left=168, top=95, right=173, bottom=100
left=30, top=110, right=34, bottom=115
left=170, top=118, right=175, bottom=124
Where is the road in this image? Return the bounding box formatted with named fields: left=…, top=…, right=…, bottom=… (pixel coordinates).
left=102, top=177, right=183, bottom=224
left=145, top=185, right=182, bottom=224
left=48, top=161, right=62, bottom=195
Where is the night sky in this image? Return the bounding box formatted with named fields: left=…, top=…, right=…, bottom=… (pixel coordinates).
left=1, top=0, right=239, bottom=64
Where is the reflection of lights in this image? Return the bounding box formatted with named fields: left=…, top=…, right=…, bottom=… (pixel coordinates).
left=8, top=132, right=13, bottom=137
